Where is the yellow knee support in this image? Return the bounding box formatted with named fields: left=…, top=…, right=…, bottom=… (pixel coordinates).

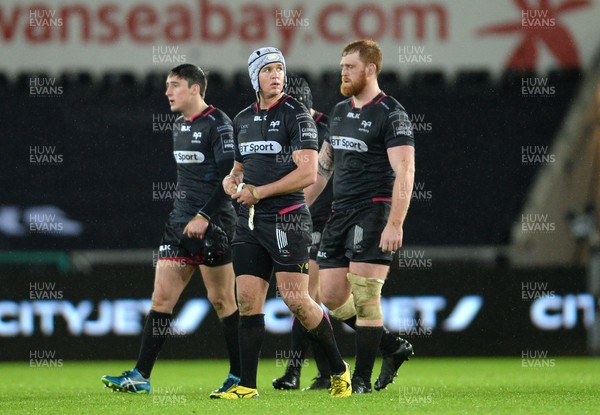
left=347, top=272, right=384, bottom=320
left=330, top=296, right=357, bottom=321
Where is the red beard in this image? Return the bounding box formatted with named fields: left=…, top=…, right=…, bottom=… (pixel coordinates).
left=340, top=70, right=367, bottom=97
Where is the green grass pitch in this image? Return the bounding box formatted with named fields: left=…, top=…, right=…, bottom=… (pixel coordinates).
left=1, top=357, right=599, bottom=414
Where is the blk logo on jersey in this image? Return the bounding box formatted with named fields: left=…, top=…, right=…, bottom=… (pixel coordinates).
left=173, top=151, right=205, bottom=163
left=181, top=125, right=191, bottom=132
left=346, top=112, right=360, bottom=119
left=330, top=136, right=368, bottom=152
left=239, top=141, right=283, bottom=155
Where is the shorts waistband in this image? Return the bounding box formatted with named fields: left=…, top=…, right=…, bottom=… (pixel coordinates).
left=332, top=197, right=391, bottom=212
left=239, top=203, right=307, bottom=217
left=278, top=203, right=305, bottom=215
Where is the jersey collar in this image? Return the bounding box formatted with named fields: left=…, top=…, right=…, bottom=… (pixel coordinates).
left=184, top=105, right=216, bottom=123
left=253, top=94, right=292, bottom=112
left=351, top=91, right=386, bottom=109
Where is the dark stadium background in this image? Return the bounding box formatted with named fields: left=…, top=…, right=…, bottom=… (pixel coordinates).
left=1, top=0, right=599, bottom=361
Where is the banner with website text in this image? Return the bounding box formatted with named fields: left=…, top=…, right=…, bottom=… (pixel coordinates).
left=1, top=0, right=598, bottom=76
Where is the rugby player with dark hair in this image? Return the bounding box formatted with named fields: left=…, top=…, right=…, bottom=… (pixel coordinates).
left=272, top=74, right=333, bottom=391
left=305, top=39, right=415, bottom=393
left=101, top=64, right=240, bottom=395
left=211, top=48, right=351, bottom=399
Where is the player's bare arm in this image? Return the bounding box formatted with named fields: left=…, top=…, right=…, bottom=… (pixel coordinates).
left=305, top=141, right=334, bottom=207
left=223, top=161, right=244, bottom=196
left=379, top=145, right=415, bottom=253
left=234, top=149, right=317, bottom=206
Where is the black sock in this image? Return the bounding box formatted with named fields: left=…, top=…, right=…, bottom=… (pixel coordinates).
left=287, top=317, right=309, bottom=373
left=307, top=313, right=345, bottom=374
left=342, top=316, right=357, bottom=330
left=379, top=326, right=399, bottom=355
left=135, top=310, right=172, bottom=378
left=354, top=326, right=384, bottom=383
left=221, top=309, right=240, bottom=377
left=239, top=314, right=265, bottom=389
left=309, top=336, right=332, bottom=377
left=344, top=317, right=398, bottom=355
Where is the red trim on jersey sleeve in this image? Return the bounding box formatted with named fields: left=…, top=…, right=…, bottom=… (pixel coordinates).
left=372, top=197, right=392, bottom=203
left=314, top=112, right=324, bottom=123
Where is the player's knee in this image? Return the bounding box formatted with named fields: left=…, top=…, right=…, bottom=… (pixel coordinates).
left=318, top=290, right=332, bottom=307
left=207, top=292, right=226, bottom=313
left=320, top=286, right=346, bottom=310
left=329, top=295, right=357, bottom=321
left=279, top=290, right=307, bottom=314
left=151, top=289, right=176, bottom=313
left=286, top=301, right=303, bottom=320
left=207, top=285, right=235, bottom=308
left=236, top=291, right=256, bottom=316
left=347, top=272, right=384, bottom=320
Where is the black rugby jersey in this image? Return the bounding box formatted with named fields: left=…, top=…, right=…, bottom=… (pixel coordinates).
left=328, top=92, right=414, bottom=210
left=309, top=111, right=334, bottom=223
left=172, top=105, right=235, bottom=220
left=233, top=94, right=319, bottom=215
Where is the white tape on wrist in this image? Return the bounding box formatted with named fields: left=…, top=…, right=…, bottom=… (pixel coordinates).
left=237, top=182, right=255, bottom=230
left=248, top=205, right=255, bottom=230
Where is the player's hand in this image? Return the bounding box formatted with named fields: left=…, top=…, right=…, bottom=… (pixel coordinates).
left=379, top=223, right=403, bottom=253
left=223, top=174, right=240, bottom=196
left=183, top=214, right=209, bottom=239
left=232, top=184, right=260, bottom=206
